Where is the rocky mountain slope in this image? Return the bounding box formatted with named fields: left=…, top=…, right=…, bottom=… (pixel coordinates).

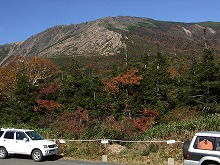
left=1, top=16, right=220, bottom=66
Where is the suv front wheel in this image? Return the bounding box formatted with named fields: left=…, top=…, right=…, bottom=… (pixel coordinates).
left=203, top=161, right=220, bottom=165
left=0, top=147, right=8, bottom=159
left=32, top=149, right=43, bottom=162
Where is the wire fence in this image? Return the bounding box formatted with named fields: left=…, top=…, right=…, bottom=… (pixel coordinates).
left=50, top=138, right=183, bottom=144
left=48, top=138, right=184, bottom=165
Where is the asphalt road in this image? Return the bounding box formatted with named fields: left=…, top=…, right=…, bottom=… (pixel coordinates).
left=0, top=156, right=124, bottom=165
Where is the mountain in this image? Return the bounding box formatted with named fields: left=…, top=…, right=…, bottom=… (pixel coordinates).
left=1, top=16, right=220, bottom=66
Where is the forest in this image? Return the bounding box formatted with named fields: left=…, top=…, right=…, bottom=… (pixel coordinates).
left=0, top=45, right=220, bottom=140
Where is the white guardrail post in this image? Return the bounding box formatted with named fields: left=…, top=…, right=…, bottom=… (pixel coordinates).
left=101, top=139, right=109, bottom=162
left=167, top=140, right=175, bottom=165
left=59, top=139, right=66, bottom=155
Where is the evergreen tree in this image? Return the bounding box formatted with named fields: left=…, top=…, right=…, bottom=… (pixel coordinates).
left=58, top=60, right=110, bottom=121
left=58, top=62, right=84, bottom=111
left=187, top=47, right=220, bottom=113
left=1, top=73, right=37, bottom=124
left=139, top=51, right=172, bottom=115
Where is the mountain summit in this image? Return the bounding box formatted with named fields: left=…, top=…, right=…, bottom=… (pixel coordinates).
left=1, top=16, right=220, bottom=66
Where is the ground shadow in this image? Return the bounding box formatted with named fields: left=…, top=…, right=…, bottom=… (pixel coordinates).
left=6, top=154, right=63, bottom=162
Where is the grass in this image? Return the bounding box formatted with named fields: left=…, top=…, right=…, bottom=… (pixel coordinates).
left=142, top=114, right=220, bottom=140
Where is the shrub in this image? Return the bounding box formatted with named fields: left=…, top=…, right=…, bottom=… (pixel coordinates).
left=56, top=107, right=89, bottom=139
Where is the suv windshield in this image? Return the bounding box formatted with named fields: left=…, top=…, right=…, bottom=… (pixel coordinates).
left=25, top=131, right=45, bottom=140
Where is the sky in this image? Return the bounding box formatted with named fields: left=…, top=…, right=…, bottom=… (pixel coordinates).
left=0, top=0, right=220, bottom=45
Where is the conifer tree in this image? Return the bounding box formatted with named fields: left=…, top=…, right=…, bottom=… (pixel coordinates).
left=1, top=73, right=37, bottom=124
left=188, top=46, right=220, bottom=113
left=139, top=50, right=172, bottom=115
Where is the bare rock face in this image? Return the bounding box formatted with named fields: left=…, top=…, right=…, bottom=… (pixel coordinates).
left=38, top=24, right=124, bottom=57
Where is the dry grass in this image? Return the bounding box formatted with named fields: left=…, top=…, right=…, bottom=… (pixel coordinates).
left=62, top=141, right=184, bottom=164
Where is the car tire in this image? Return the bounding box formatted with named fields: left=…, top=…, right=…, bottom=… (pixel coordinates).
left=204, top=162, right=219, bottom=165
left=183, top=140, right=191, bottom=159
left=0, top=147, right=8, bottom=159
left=32, top=149, right=43, bottom=162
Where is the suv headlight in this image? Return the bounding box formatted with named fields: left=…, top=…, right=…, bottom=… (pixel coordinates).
left=43, top=145, right=48, bottom=148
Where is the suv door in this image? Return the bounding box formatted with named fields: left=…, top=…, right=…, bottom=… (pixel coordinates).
left=13, top=131, right=32, bottom=154
left=3, top=131, right=15, bottom=153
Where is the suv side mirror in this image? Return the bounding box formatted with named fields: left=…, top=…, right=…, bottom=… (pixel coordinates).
left=23, top=138, right=29, bottom=142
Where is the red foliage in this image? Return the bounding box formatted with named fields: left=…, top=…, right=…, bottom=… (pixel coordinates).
left=104, top=115, right=138, bottom=138
left=143, top=109, right=159, bottom=117
left=34, top=99, right=61, bottom=126
left=39, top=85, right=60, bottom=95
left=57, top=107, right=89, bottom=138
left=134, top=109, right=159, bottom=132
left=35, top=99, right=61, bottom=111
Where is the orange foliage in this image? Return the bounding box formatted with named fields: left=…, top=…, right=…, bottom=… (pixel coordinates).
left=167, top=66, right=180, bottom=77
left=10, top=56, right=60, bottom=84
left=115, top=68, right=143, bottom=85
left=0, top=65, right=17, bottom=98
left=0, top=56, right=60, bottom=98
left=103, top=68, right=143, bottom=93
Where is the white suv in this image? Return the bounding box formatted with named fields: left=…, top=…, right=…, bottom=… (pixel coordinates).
left=0, top=128, right=58, bottom=162
left=183, top=131, right=220, bottom=165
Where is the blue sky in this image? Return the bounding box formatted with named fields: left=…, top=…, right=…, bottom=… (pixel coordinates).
left=0, top=0, right=220, bottom=45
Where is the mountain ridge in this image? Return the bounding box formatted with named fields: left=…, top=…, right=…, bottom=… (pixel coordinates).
left=1, top=16, right=220, bottom=66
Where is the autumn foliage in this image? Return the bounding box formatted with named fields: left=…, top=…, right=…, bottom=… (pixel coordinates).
left=39, top=84, right=60, bottom=95
left=133, top=109, right=159, bottom=132
left=57, top=107, right=89, bottom=138
left=0, top=65, right=17, bottom=98
left=34, top=99, right=61, bottom=111
left=104, top=115, right=138, bottom=139
left=103, top=67, right=143, bottom=93
left=11, top=56, right=60, bottom=84
left=1, top=47, right=218, bottom=140
left=0, top=56, right=60, bottom=98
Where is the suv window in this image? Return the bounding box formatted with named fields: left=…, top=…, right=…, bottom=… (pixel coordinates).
left=4, top=131, right=15, bottom=139
left=0, top=131, right=4, bottom=137
left=25, top=131, right=44, bottom=140
left=193, top=136, right=215, bottom=150
left=215, top=137, right=220, bottom=151
left=16, top=131, right=27, bottom=140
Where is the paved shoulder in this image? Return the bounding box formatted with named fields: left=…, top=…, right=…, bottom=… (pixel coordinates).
left=0, top=158, right=124, bottom=165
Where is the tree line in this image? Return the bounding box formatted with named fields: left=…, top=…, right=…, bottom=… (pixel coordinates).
left=0, top=46, right=219, bottom=139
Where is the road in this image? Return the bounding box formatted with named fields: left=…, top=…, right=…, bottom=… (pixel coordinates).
left=0, top=156, right=124, bottom=165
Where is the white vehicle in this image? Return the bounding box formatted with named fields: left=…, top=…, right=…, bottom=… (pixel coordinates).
left=0, top=128, right=58, bottom=162
left=183, top=131, right=220, bottom=165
